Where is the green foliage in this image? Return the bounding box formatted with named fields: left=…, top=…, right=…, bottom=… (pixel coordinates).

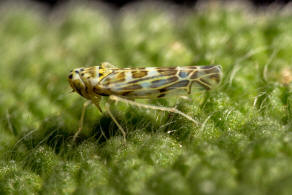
left=0, top=2, right=292, bottom=194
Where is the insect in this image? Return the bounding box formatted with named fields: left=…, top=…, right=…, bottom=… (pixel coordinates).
left=68, top=62, right=222, bottom=141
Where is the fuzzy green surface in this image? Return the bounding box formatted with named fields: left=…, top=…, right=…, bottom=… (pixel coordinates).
left=0, top=2, right=292, bottom=195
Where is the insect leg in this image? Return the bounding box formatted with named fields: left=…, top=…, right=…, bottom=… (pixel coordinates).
left=91, top=96, right=103, bottom=113
left=73, top=100, right=91, bottom=141
left=105, top=102, right=127, bottom=142
left=109, top=95, right=199, bottom=125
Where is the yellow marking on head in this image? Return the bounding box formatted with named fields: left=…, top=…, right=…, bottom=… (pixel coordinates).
left=98, top=68, right=105, bottom=80
left=98, top=65, right=115, bottom=82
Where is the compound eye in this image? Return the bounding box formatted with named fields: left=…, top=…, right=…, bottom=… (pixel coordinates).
left=68, top=74, right=73, bottom=79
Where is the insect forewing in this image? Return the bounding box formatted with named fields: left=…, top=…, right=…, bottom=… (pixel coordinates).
left=97, top=66, right=222, bottom=98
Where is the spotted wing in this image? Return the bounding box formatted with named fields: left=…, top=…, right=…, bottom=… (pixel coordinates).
left=97, top=66, right=222, bottom=99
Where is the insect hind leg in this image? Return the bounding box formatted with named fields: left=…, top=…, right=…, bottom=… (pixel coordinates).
left=109, top=95, right=199, bottom=125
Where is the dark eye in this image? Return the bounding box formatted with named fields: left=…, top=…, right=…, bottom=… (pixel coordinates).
left=99, top=73, right=103, bottom=77
left=75, top=70, right=79, bottom=74
left=68, top=74, right=73, bottom=79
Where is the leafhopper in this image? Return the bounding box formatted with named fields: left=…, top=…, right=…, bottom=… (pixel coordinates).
left=68, top=62, right=222, bottom=141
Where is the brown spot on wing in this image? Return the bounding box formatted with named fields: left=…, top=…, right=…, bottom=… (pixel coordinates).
left=190, top=70, right=199, bottom=79
left=102, top=71, right=125, bottom=85
left=117, top=84, right=142, bottom=91
left=132, top=70, right=148, bottom=78
left=183, top=66, right=198, bottom=69
left=157, top=68, right=177, bottom=76
left=127, top=75, right=160, bottom=84
left=116, top=72, right=125, bottom=80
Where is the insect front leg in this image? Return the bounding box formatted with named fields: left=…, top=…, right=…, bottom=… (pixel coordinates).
left=73, top=96, right=102, bottom=142
left=109, top=95, right=199, bottom=125
left=73, top=100, right=91, bottom=141
left=105, top=102, right=127, bottom=143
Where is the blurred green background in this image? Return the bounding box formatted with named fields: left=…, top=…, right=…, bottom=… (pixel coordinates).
left=0, top=1, right=292, bottom=194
